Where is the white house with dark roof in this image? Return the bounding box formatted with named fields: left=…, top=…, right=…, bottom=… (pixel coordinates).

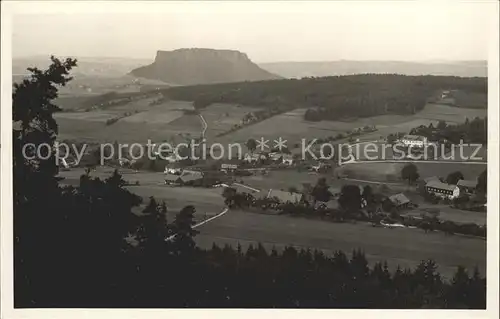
left=425, top=180, right=460, bottom=199
left=401, top=135, right=427, bottom=148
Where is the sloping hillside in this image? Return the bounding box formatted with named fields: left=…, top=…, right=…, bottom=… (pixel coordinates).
left=163, top=74, right=487, bottom=121
left=130, top=48, right=281, bottom=85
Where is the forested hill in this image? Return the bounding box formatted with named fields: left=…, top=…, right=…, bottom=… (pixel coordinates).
left=259, top=60, right=487, bottom=78
left=163, top=74, right=487, bottom=121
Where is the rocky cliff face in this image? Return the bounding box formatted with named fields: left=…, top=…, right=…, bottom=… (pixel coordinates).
left=130, top=48, right=281, bottom=85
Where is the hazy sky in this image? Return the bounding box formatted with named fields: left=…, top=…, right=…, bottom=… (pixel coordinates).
left=9, top=1, right=497, bottom=63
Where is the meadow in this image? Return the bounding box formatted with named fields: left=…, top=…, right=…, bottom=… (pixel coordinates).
left=195, top=209, right=486, bottom=279
left=55, top=99, right=202, bottom=144
left=213, top=103, right=486, bottom=147
left=199, top=103, right=263, bottom=140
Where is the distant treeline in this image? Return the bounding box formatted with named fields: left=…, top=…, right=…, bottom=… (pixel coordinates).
left=163, top=75, right=487, bottom=121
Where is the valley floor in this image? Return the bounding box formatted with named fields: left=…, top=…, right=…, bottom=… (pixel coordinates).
left=59, top=166, right=486, bottom=279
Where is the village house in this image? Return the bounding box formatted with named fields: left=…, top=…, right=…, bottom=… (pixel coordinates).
left=401, top=135, right=427, bottom=148
left=164, top=169, right=203, bottom=186
left=388, top=193, right=411, bottom=209
left=180, top=173, right=203, bottom=186
left=457, top=179, right=478, bottom=194
left=418, top=176, right=440, bottom=192
left=243, top=152, right=266, bottom=164
left=164, top=166, right=182, bottom=175
left=425, top=180, right=460, bottom=199
left=220, top=163, right=239, bottom=173
left=281, top=154, right=294, bottom=166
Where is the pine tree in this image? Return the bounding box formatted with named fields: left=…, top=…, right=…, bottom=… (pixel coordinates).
left=170, top=205, right=199, bottom=256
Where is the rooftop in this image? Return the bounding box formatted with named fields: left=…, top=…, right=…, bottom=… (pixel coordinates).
left=402, top=135, right=426, bottom=141
left=426, top=180, right=458, bottom=192
left=423, top=176, right=441, bottom=183
left=389, top=193, right=411, bottom=206
left=165, top=174, right=182, bottom=182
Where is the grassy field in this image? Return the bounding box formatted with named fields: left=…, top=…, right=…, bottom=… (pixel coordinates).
left=55, top=99, right=202, bottom=143
left=418, top=103, right=487, bottom=122
left=338, top=160, right=486, bottom=182
left=54, top=95, right=487, bottom=148
left=200, top=103, right=263, bottom=140
left=59, top=167, right=225, bottom=223
left=214, top=108, right=348, bottom=146
left=195, top=209, right=486, bottom=279
left=213, top=103, right=486, bottom=147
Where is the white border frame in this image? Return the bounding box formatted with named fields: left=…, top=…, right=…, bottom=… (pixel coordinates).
left=1, top=1, right=499, bottom=319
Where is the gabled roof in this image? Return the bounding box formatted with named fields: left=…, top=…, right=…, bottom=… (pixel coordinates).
left=182, top=169, right=203, bottom=177
left=426, top=180, right=458, bottom=192
left=424, top=176, right=440, bottom=183
left=180, top=171, right=203, bottom=183
left=457, top=179, right=477, bottom=188
left=402, top=135, right=426, bottom=141
left=221, top=163, right=238, bottom=169
left=389, top=193, right=411, bottom=206
left=165, top=174, right=182, bottom=182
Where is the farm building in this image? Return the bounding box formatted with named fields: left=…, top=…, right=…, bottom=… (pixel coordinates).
left=401, top=135, right=427, bottom=148
left=164, top=166, right=182, bottom=174
left=418, top=176, right=441, bottom=192
left=221, top=163, right=238, bottom=173
left=281, top=154, right=294, bottom=166
left=457, top=179, right=478, bottom=194
left=268, top=152, right=284, bottom=161
left=179, top=173, right=203, bottom=186
left=425, top=180, right=460, bottom=199
left=244, top=152, right=266, bottom=163
left=388, top=193, right=411, bottom=209
left=164, top=170, right=204, bottom=186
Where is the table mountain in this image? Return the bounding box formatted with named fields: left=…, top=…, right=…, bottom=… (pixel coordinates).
left=130, top=48, right=281, bottom=85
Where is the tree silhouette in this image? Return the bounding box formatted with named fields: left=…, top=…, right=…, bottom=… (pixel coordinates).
left=246, top=138, right=257, bottom=153
left=311, top=177, right=332, bottom=202
left=446, top=171, right=464, bottom=185
left=169, top=205, right=199, bottom=256
left=437, top=120, right=447, bottom=130
left=476, top=170, right=487, bottom=194
left=401, top=163, right=420, bottom=185
left=338, top=185, right=362, bottom=213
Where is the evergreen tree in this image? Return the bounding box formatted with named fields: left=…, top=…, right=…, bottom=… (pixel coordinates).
left=170, top=205, right=199, bottom=256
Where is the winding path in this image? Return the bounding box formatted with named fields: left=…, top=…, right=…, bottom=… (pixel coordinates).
left=198, top=114, right=208, bottom=140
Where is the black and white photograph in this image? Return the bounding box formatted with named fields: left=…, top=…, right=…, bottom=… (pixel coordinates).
left=1, top=1, right=499, bottom=317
